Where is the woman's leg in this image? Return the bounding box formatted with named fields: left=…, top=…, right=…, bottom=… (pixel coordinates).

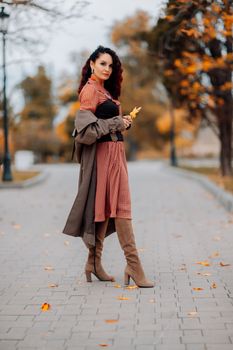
left=115, top=218, right=154, bottom=288
left=85, top=218, right=115, bottom=282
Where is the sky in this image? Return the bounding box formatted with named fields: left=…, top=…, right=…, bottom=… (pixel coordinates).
left=41, top=0, right=165, bottom=75
left=3, top=0, right=167, bottom=110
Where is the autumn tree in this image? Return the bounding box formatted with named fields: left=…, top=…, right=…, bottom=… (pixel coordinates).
left=147, top=0, right=233, bottom=175
left=15, top=65, right=59, bottom=161
left=111, top=11, right=168, bottom=158
left=2, top=0, right=89, bottom=57
left=19, top=65, right=55, bottom=125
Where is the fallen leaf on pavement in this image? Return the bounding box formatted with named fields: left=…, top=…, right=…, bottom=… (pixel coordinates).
left=149, top=299, right=156, bottom=303
left=193, top=287, right=204, bottom=291
left=195, top=261, right=210, bottom=266
left=180, top=266, right=187, bottom=271
left=105, top=319, right=118, bottom=324
left=64, top=240, right=70, bottom=246
left=197, top=272, right=211, bottom=276
left=188, top=311, right=198, bottom=316
left=99, top=344, right=109, bottom=347
left=211, top=282, right=217, bottom=289
left=44, top=266, right=54, bottom=271
left=114, top=284, right=121, bottom=288
left=48, top=283, right=58, bottom=288
left=125, top=285, right=138, bottom=290
left=220, top=262, right=231, bottom=267
left=117, top=296, right=130, bottom=300
left=209, top=252, right=219, bottom=258
left=41, top=303, right=51, bottom=311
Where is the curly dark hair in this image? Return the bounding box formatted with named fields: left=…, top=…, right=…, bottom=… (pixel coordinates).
left=78, top=45, right=123, bottom=99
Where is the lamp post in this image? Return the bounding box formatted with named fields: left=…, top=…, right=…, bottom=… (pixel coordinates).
left=0, top=6, right=12, bottom=181
left=169, top=103, right=178, bottom=167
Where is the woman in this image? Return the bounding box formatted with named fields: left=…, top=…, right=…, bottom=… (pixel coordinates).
left=63, top=46, right=154, bottom=288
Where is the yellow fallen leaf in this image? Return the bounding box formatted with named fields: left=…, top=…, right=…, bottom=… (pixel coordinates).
left=99, top=344, right=109, bottom=347
left=220, top=262, right=231, bottom=267
left=117, top=296, right=130, bottom=300
left=125, top=285, right=138, bottom=290
left=105, top=319, right=118, bottom=324
left=48, top=283, right=58, bottom=288
left=209, top=252, right=219, bottom=258
left=195, top=261, right=210, bottom=266
left=114, top=284, right=121, bottom=288
left=41, top=303, right=51, bottom=311
left=193, top=287, right=204, bottom=291
left=188, top=311, right=198, bottom=316
left=149, top=299, right=156, bottom=303
left=197, top=272, right=211, bottom=276
left=44, top=266, right=54, bottom=271
left=211, top=282, right=217, bottom=289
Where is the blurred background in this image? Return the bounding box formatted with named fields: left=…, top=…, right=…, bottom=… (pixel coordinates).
left=0, top=0, right=232, bottom=186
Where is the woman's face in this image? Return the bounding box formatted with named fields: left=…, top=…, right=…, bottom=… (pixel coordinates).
left=90, top=53, right=113, bottom=83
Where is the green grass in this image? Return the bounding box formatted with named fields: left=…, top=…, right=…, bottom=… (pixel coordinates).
left=180, top=166, right=233, bottom=195
left=0, top=170, right=40, bottom=183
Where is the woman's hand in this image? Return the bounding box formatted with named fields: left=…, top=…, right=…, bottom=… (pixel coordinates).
left=122, top=115, right=132, bottom=129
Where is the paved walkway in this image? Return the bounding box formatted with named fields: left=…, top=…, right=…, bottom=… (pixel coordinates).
left=0, top=161, right=233, bottom=350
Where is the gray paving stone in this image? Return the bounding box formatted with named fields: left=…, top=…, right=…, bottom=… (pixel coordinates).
left=1, top=162, right=233, bottom=350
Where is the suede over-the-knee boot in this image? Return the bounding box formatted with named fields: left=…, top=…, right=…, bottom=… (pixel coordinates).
left=115, top=218, right=154, bottom=288
left=85, top=218, right=115, bottom=282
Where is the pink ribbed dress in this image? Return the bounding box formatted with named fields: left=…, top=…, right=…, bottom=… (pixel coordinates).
left=79, top=78, right=132, bottom=223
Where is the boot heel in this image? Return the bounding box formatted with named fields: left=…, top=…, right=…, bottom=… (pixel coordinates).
left=124, top=272, right=130, bottom=285
left=85, top=271, right=92, bottom=282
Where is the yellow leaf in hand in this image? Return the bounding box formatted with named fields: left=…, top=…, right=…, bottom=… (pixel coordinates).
left=130, top=106, right=142, bottom=119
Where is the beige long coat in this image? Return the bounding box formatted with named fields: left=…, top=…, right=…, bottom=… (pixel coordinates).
left=62, top=109, right=126, bottom=247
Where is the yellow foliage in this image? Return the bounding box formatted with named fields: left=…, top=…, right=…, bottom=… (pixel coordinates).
left=156, top=108, right=198, bottom=135
left=180, top=28, right=200, bottom=38
left=180, top=80, right=189, bottom=88
left=55, top=120, right=69, bottom=143
left=69, top=101, right=80, bottom=117
left=220, top=82, right=233, bottom=91
left=211, top=3, right=221, bottom=14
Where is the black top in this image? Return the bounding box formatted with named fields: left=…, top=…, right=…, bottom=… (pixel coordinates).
left=95, top=99, right=124, bottom=143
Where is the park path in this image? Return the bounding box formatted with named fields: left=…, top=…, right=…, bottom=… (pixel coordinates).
left=0, top=161, right=233, bottom=350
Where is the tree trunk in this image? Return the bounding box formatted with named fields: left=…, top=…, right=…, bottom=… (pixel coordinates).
left=218, top=113, right=232, bottom=176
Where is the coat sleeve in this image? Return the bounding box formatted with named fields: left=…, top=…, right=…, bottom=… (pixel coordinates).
left=75, top=112, right=126, bottom=145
